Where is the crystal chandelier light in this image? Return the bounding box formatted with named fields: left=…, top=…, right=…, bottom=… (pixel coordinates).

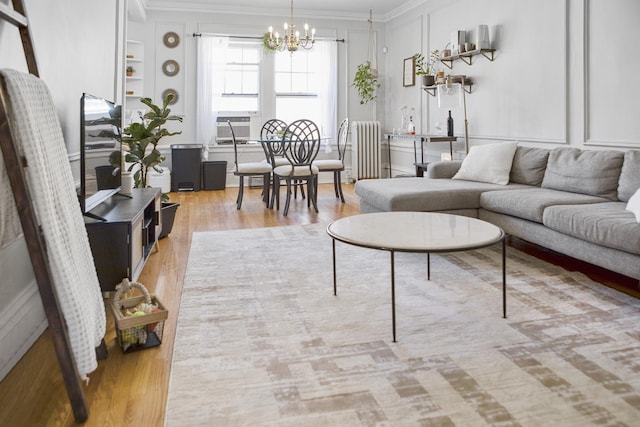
left=266, top=0, right=315, bottom=52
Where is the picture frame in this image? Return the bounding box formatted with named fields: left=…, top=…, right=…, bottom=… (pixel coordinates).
left=163, top=31, right=180, bottom=48
left=403, top=57, right=415, bottom=87
left=162, top=59, right=180, bottom=77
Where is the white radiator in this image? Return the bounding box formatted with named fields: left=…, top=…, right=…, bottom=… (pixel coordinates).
left=351, top=120, right=382, bottom=180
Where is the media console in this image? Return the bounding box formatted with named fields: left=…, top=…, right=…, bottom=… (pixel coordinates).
left=84, top=188, right=162, bottom=292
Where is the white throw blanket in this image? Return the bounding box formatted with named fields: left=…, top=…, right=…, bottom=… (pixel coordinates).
left=0, top=69, right=106, bottom=379
left=0, top=150, right=22, bottom=248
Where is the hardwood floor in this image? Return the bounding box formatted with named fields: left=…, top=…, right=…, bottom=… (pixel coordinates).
left=0, top=183, right=636, bottom=426
left=0, top=183, right=361, bottom=427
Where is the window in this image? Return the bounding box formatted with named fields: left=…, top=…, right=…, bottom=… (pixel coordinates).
left=220, top=41, right=260, bottom=112
left=197, top=36, right=337, bottom=145
left=274, top=49, right=321, bottom=128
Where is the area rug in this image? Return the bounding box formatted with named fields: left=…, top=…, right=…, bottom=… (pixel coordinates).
left=165, top=223, right=640, bottom=426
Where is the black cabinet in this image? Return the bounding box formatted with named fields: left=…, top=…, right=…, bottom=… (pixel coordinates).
left=85, top=188, right=161, bottom=292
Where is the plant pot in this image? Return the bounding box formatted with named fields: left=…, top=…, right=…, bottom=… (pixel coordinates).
left=422, top=75, right=435, bottom=87
left=159, top=202, right=180, bottom=239
left=126, top=71, right=133, bottom=77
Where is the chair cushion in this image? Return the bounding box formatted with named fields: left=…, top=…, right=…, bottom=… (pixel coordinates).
left=237, top=162, right=272, bottom=174
left=274, top=165, right=319, bottom=177
left=262, top=157, right=290, bottom=167
left=312, top=159, right=343, bottom=170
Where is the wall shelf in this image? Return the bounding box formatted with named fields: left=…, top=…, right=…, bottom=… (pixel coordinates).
left=440, top=48, right=495, bottom=69
left=422, top=81, right=473, bottom=96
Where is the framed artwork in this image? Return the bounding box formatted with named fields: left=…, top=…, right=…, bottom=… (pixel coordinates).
left=162, top=59, right=180, bottom=77
left=403, top=57, right=415, bottom=87
left=163, top=31, right=180, bottom=48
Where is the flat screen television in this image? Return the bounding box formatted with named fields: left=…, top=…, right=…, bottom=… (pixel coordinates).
left=78, top=93, right=122, bottom=213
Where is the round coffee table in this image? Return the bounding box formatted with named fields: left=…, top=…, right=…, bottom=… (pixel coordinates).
left=327, top=211, right=506, bottom=342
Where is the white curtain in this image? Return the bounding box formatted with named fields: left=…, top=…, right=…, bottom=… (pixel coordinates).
left=316, top=40, right=338, bottom=151
left=196, top=36, right=229, bottom=145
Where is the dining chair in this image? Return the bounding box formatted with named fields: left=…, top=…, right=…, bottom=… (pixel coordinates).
left=312, top=117, right=349, bottom=203
left=271, top=119, right=321, bottom=216
left=229, top=120, right=272, bottom=210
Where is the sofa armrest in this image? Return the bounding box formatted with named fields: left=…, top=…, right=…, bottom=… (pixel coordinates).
left=426, top=161, right=463, bottom=179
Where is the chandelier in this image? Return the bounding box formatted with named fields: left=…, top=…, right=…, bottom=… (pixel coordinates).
left=266, top=0, right=315, bottom=52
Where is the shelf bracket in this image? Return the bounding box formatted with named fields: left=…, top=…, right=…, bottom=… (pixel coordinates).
left=423, top=87, right=436, bottom=97
left=460, top=55, right=472, bottom=65
left=440, top=59, right=453, bottom=69
left=481, top=50, right=495, bottom=61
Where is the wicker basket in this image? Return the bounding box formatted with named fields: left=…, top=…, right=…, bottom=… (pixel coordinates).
left=110, top=279, right=168, bottom=353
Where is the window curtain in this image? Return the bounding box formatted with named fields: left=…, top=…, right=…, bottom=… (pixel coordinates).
left=196, top=36, right=229, bottom=145
left=315, top=40, right=337, bottom=152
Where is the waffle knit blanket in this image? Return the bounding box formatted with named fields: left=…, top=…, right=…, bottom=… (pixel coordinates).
left=0, top=69, right=106, bottom=379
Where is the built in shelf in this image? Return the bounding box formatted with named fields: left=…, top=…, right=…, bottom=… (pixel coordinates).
left=440, top=48, right=495, bottom=69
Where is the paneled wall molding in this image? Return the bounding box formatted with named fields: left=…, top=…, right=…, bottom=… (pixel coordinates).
left=0, top=282, right=46, bottom=381
left=583, top=0, right=640, bottom=148
left=421, top=0, right=569, bottom=147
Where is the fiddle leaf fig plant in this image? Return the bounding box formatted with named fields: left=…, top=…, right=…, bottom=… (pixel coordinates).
left=110, top=93, right=183, bottom=200
left=352, top=61, right=380, bottom=105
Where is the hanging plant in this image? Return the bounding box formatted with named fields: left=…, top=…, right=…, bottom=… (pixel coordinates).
left=352, top=61, right=380, bottom=105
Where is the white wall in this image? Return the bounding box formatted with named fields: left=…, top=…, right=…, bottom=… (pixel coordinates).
left=125, top=9, right=385, bottom=183
left=0, top=0, right=123, bottom=381
left=384, top=0, right=640, bottom=175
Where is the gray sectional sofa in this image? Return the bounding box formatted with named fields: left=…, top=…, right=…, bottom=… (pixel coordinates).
left=355, top=145, right=640, bottom=280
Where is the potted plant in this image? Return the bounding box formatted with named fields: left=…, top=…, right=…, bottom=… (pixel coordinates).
left=352, top=61, right=380, bottom=105
left=126, top=65, right=135, bottom=77
left=412, top=50, right=440, bottom=87
left=111, top=93, right=183, bottom=238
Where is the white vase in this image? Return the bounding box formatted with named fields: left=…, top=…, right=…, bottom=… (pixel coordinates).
left=476, top=25, right=490, bottom=49
left=121, top=172, right=133, bottom=195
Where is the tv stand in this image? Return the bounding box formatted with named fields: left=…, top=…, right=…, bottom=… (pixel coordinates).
left=84, top=188, right=162, bottom=292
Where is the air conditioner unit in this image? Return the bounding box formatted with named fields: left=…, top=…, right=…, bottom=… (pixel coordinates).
left=216, top=114, right=251, bottom=144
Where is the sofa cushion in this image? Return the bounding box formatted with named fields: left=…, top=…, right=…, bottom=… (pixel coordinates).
left=480, top=188, right=610, bottom=223
left=626, top=188, right=640, bottom=223
left=452, top=141, right=518, bottom=185
left=541, top=147, right=624, bottom=201
left=618, top=150, right=640, bottom=202
left=543, top=202, right=640, bottom=255
left=354, top=178, right=529, bottom=212
left=509, top=146, right=549, bottom=186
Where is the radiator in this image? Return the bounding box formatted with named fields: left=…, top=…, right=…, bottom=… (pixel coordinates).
left=351, top=120, right=382, bottom=180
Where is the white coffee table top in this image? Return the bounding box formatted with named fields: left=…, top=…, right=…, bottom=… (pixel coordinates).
left=327, top=212, right=504, bottom=253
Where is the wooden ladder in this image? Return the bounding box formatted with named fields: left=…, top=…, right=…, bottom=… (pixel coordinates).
left=0, top=0, right=104, bottom=423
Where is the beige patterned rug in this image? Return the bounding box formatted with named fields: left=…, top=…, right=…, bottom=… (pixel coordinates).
left=166, top=223, right=640, bottom=426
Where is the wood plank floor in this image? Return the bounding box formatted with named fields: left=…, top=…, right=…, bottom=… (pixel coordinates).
left=0, top=182, right=636, bottom=426
left=0, top=183, right=361, bottom=427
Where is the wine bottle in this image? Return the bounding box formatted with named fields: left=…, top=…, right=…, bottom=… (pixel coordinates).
left=447, top=110, right=454, bottom=137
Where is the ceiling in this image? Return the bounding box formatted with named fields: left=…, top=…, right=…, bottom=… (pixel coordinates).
left=142, top=0, right=428, bottom=21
